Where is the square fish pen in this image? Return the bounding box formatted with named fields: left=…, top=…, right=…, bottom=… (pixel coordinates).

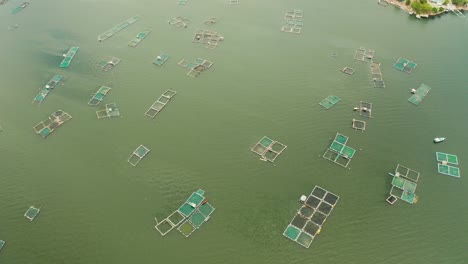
left=340, top=67, right=355, bottom=75
left=408, top=84, right=431, bottom=106
left=323, top=133, right=356, bottom=168
left=393, top=57, right=417, bottom=73
left=179, top=202, right=216, bottom=237
left=204, top=17, right=219, bottom=25
left=97, top=57, right=121, bottom=72
left=390, top=186, right=418, bottom=204
left=88, top=86, right=112, bottom=106
left=98, top=15, right=142, bottom=42
left=371, top=62, right=385, bottom=88
left=169, top=16, right=190, bottom=28
left=319, top=95, right=340, bottom=109
left=394, top=164, right=420, bottom=182
left=178, top=58, right=213, bottom=77
left=353, top=47, right=366, bottom=61
left=351, top=119, right=366, bottom=131
left=128, top=145, right=150, bottom=167
left=96, top=102, right=120, bottom=119
left=145, top=89, right=176, bottom=118
left=358, top=101, right=373, bottom=118
left=436, top=152, right=460, bottom=178
left=153, top=52, right=170, bottom=66
left=283, top=186, right=339, bottom=248
left=436, top=152, right=459, bottom=165
left=251, top=136, right=287, bottom=162
left=0, top=240, right=4, bottom=252
left=281, top=10, right=303, bottom=34
left=192, top=29, right=224, bottom=49
left=60, top=47, right=79, bottom=68
left=32, top=75, right=64, bottom=104
left=387, top=164, right=420, bottom=204
left=33, top=110, right=72, bottom=138
left=24, top=206, right=40, bottom=221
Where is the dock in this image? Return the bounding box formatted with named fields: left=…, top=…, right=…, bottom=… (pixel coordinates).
left=11, top=2, right=29, bottom=14
left=144, top=89, right=177, bottom=118
left=88, top=86, right=112, bottom=106
left=32, top=75, right=63, bottom=104
left=33, top=110, right=72, bottom=138
left=98, top=16, right=142, bottom=42
left=128, top=30, right=151, bottom=47
left=59, top=47, right=79, bottom=68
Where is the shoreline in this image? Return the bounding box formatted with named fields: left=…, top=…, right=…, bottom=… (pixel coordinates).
left=383, top=0, right=467, bottom=18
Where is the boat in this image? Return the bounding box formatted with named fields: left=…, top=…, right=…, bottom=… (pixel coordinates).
left=434, top=137, right=446, bottom=143
left=386, top=195, right=397, bottom=205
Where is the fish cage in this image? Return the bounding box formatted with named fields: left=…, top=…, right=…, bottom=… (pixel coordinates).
left=59, top=47, right=79, bottom=68
left=97, top=57, right=121, bottom=72
left=393, top=164, right=420, bottom=182
left=358, top=101, right=373, bottom=118
left=144, top=89, right=176, bottom=118
left=323, top=133, right=356, bottom=168
left=351, top=119, right=366, bottom=131
left=390, top=186, right=418, bottom=204
left=32, top=75, right=63, bottom=104
left=88, top=86, right=112, bottom=106
left=128, top=145, right=150, bottom=167
left=192, top=29, right=224, bottom=49
left=24, top=206, right=40, bottom=221
left=169, top=16, right=191, bottom=28
left=340, top=67, right=355, bottom=75
left=128, top=30, right=151, bottom=47
left=178, top=58, right=213, bottom=77
left=251, top=136, right=287, bottom=162
left=153, top=53, right=170, bottom=66
left=0, top=240, right=4, bottom=252
left=437, top=164, right=460, bottom=178
left=281, top=10, right=303, bottom=34
left=33, top=110, right=72, bottom=138
left=98, top=15, right=142, bottom=42
left=11, top=2, right=29, bottom=14
left=354, top=47, right=366, bottom=61
left=436, top=152, right=458, bottom=165
left=203, top=17, right=219, bottom=25
left=96, top=102, right=120, bottom=119
left=283, top=185, right=339, bottom=248
left=319, top=95, right=340, bottom=110
left=408, top=84, right=431, bottom=105
left=393, top=57, right=417, bottom=73
left=371, top=62, right=385, bottom=88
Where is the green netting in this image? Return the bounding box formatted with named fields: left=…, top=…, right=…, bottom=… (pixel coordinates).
left=60, top=47, right=79, bottom=68
left=330, top=141, right=344, bottom=153
left=402, top=180, right=417, bottom=193
left=178, top=221, right=195, bottom=237
left=394, top=57, right=417, bottom=73
left=199, top=203, right=214, bottom=217
left=319, top=100, right=334, bottom=109
left=178, top=203, right=195, bottom=217
left=98, top=16, right=142, bottom=41
left=187, top=193, right=204, bottom=206
left=391, top=177, right=405, bottom=189
left=335, top=134, right=348, bottom=144
left=259, top=137, right=273, bottom=148
left=135, top=146, right=149, bottom=157
left=196, top=189, right=205, bottom=196
left=153, top=53, right=169, bottom=66
left=401, top=191, right=417, bottom=204
left=408, top=84, right=431, bottom=105
left=283, top=225, right=300, bottom=240
left=0, top=240, right=5, bottom=251
left=189, top=211, right=206, bottom=228
left=438, top=164, right=460, bottom=178
left=319, top=95, right=340, bottom=109
left=407, top=61, right=417, bottom=68
left=341, top=146, right=355, bottom=158
left=24, top=206, right=40, bottom=220
left=296, top=232, right=314, bottom=248
left=40, top=128, right=51, bottom=137
left=436, top=152, right=458, bottom=165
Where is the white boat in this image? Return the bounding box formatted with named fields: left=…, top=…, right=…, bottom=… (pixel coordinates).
left=434, top=137, right=446, bottom=143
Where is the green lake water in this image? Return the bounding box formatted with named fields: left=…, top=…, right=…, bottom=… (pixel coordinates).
left=1, top=0, right=467, bottom=263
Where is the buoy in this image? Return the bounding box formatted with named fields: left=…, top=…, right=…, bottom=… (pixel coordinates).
left=411, top=89, right=417, bottom=94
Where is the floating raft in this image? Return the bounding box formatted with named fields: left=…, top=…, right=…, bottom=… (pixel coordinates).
left=340, top=67, right=355, bottom=75
left=128, top=145, right=150, bottom=167
left=204, top=17, right=219, bottom=25
left=283, top=186, right=339, bottom=248
left=153, top=52, right=169, bottom=66
left=98, top=15, right=142, bottom=42
left=155, top=189, right=215, bottom=238
left=192, top=29, right=224, bottom=49
left=60, top=47, right=79, bottom=68
left=169, top=16, right=190, bottom=28
left=97, top=57, right=121, bottom=72
left=251, top=136, right=287, bottom=162
left=128, top=30, right=151, bottom=47
left=96, top=102, right=120, bottom=119
left=371, top=62, right=385, bottom=88
left=33, top=110, right=72, bottom=138
left=24, top=206, right=40, bottom=221
left=436, top=152, right=460, bottom=178
left=354, top=47, right=375, bottom=62
left=11, top=1, right=29, bottom=14
left=0, top=240, right=4, bottom=252
left=145, top=89, right=176, bottom=118
left=408, top=84, right=431, bottom=105
left=281, top=10, right=303, bottom=34
left=387, top=164, right=420, bottom=204
left=88, top=86, right=112, bottom=106
left=393, top=57, right=417, bottom=73
left=32, top=75, right=63, bottom=104
left=323, top=133, right=356, bottom=168
left=178, top=58, right=213, bottom=77
left=319, top=95, right=340, bottom=109
left=352, top=119, right=366, bottom=131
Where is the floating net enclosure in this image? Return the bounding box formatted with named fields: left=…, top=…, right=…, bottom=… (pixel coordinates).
left=128, top=30, right=151, bottom=47
left=436, top=152, right=458, bottom=165
left=387, top=164, right=420, bottom=204
left=281, top=10, right=303, bottom=34
left=393, top=57, right=417, bottom=73
left=408, top=84, right=431, bottom=106
left=169, top=16, right=190, bottom=28
left=192, top=29, right=224, bottom=49
left=33, top=110, right=72, bottom=138
left=59, top=47, right=79, bottom=68
left=371, top=62, right=385, bottom=88
left=203, top=17, right=219, bottom=25
left=251, top=136, right=287, bottom=162
left=88, top=86, right=112, bottom=106
left=24, top=206, right=40, bottom=221
left=283, top=186, right=339, bottom=248
left=229, top=0, right=239, bottom=4
left=390, top=186, right=418, bottom=204
left=178, top=58, right=213, bottom=77
left=437, top=164, right=460, bottom=178
left=358, top=101, right=373, bottom=118
left=98, top=15, right=142, bottom=42
left=96, top=102, right=120, bottom=119
left=353, top=47, right=374, bottom=62
left=97, top=57, right=121, bottom=72
left=32, top=75, right=63, bottom=104
left=128, top=145, right=150, bottom=167
left=351, top=119, right=366, bottom=131
left=394, top=164, right=420, bottom=182
left=11, top=2, right=29, bottom=14
left=319, top=95, right=340, bottom=110
left=153, top=52, right=170, bottom=66
left=178, top=0, right=187, bottom=5
left=145, top=89, right=176, bottom=118
left=0, top=239, right=4, bottom=251
left=340, top=67, right=355, bottom=75
left=323, top=133, right=356, bottom=168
